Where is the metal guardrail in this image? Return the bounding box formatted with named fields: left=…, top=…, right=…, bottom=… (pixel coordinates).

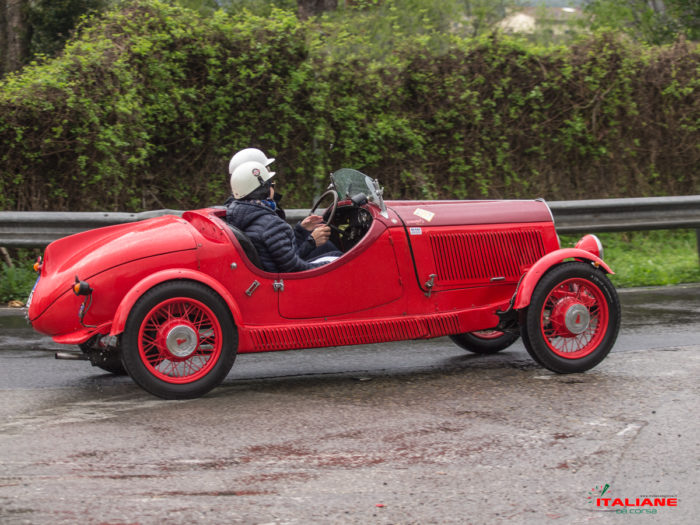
left=548, top=196, right=700, bottom=262
left=0, top=209, right=184, bottom=248
left=548, top=196, right=700, bottom=234
left=1, top=196, right=698, bottom=253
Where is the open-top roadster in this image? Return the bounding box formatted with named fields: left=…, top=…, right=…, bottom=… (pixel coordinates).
left=27, top=169, right=620, bottom=399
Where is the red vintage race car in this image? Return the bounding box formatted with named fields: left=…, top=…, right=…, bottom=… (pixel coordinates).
left=27, top=169, right=621, bottom=399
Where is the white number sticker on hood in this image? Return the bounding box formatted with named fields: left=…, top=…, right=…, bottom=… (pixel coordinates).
left=413, top=208, right=435, bottom=222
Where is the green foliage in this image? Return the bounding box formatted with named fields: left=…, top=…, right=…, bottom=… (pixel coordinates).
left=584, top=0, right=700, bottom=45
left=0, top=0, right=698, bottom=212
left=174, top=0, right=220, bottom=16
left=0, top=262, right=36, bottom=304
left=314, top=0, right=520, bottom=61
left=27, top=0, right=110, bottom=58
left=316, top=31, right=700, bottom=201
left=176, top=0, right=298, bottom=17
left=0, top=1, right=315, bottom=210
left=219, top=0, right=296, bottom=16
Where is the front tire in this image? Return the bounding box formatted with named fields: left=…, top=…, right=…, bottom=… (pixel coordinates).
left=121, top=281, right=237, bottom=399
left=449, top=330, right=520, bottom=354
left=523, top=262, right=620, bottom=373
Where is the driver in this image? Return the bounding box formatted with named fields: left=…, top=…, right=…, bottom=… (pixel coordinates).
left=224, top=152, right=340, bottom=273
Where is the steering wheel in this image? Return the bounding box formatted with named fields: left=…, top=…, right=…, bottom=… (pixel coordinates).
left=308, top=189, right=339, bottom=226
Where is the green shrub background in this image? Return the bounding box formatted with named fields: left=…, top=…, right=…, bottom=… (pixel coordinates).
left=1, top=0, right=698, bottom=211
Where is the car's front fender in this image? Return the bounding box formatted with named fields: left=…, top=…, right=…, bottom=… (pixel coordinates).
left=512, top=248, right=613, bottom=310
left=109, top=269, right=242, bottom=336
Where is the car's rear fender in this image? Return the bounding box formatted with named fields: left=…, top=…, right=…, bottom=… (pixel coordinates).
left=512, top=248, right=613, bottom=310
left=109, top=269, right=242, bottom=336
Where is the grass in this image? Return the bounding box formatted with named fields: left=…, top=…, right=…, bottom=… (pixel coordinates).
left=0, top=263, right=37, bottom=304
left=560, top=229, right=700, bottom=288
left=1, top=230, right=699, bottom=306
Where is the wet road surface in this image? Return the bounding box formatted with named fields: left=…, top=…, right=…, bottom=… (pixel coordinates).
left=0, top=284, right=698, bottom=524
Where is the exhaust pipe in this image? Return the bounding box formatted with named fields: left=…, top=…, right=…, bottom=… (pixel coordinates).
left=55, top=351, right=89, bottom=361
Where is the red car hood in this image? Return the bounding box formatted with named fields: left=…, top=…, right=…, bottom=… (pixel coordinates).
left=385, top=199, right=554, bottom=227
left=28, top=215, right=196, bottom=321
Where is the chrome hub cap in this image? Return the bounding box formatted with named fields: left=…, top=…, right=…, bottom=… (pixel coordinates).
left=165, top=325, right=198, bottom=358
left=564, top=303, right=590, bottom=335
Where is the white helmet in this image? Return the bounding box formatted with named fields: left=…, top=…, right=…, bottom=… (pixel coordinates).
left=228, top=148, right=275, bottom=175
left=230, top=160, right=276, bottom=199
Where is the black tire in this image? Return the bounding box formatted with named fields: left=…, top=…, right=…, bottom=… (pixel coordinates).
left=121, top=281, right=237, bottom=399
left=522, top=262, right=620, bottom=374
left=519, top=321, right=544, bottom=366
left=449, top=330, right=520, bottom=354
left=79, top=339, right=127, bottom=375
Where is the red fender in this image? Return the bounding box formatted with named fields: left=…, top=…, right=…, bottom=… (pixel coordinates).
left=109, top=269, right=242, bottom=336
left=512, top=248, right=613, bottom=310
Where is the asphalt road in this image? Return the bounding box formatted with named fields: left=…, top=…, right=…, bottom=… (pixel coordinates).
left=0, top=284, right=698, bottom=524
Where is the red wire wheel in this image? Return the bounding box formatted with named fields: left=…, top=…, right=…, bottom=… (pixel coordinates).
left=122, top=281, right=237, bottom=399
left=138, top=297, right=223, bottom=383
left=539, top=277, right=608, bottom=359
left=522, top=262, right=620, bottom=374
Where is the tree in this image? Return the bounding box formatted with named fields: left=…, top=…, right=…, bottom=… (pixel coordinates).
left=1, top=0, right=109, bottom=75
left=0, top=0, right=31, bottom=75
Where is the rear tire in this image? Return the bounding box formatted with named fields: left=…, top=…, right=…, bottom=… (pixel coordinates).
left=449, top=330, right=519, bottom=354
left=121, top=281, right=237, bottom=399
left=522, top=262, right=620, bottom=373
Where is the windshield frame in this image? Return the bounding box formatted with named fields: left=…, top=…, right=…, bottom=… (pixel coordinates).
left=330, top=168, right=388, bottom=218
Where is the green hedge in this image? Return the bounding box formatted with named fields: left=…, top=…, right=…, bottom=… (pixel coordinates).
left=0, top=1, right=698, bottom=211
left=377, top=35, right=700, bottom=200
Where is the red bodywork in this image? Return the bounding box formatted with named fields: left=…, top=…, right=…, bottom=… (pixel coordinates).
left=27, top=198, right=608, bottom=353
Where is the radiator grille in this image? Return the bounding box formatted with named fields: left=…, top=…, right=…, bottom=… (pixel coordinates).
left=429, top=229, right=546, bottom=283
left=248, top=314, right=461, bottom=352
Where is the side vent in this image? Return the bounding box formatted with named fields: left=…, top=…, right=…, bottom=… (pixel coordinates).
left=429, top=230, right=546, bottom=284
left=249, top=314, right=461, bottom=352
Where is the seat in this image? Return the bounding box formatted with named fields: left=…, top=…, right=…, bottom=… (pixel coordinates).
left=227, top=224, right=264, bottom=270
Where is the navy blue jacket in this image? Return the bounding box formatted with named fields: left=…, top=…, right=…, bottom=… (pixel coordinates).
left=225, top=200, right=326, bottom=273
